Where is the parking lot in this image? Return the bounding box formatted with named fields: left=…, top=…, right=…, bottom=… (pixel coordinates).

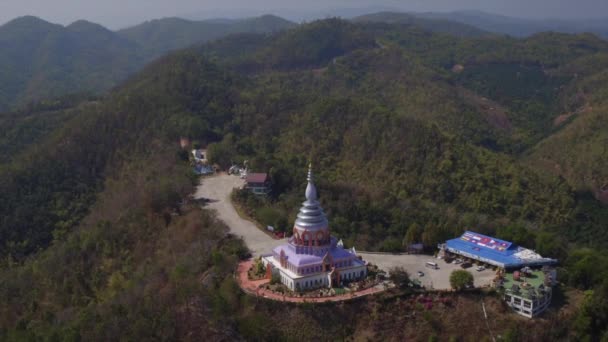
left=361, top=253, right=497, bottom=290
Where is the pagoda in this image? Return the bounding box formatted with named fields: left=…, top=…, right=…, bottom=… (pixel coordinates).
left=262, top=164, right=367, bottom=291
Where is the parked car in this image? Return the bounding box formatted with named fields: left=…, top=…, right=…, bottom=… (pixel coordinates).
left=461, top=262, right=472, bottom=269
left=417, top=271, right=424, bottom=277
left=454, top=259, right=463, bottom=264
left=476, top=266, right=486, bottom=272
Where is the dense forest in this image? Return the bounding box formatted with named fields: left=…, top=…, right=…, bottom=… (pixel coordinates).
left=1, top=17, right=608, bottom=340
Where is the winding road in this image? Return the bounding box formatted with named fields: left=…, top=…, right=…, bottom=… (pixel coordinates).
left=193, top=173, right=496, bottom=290
left=193, top=173, right=286, bottom=256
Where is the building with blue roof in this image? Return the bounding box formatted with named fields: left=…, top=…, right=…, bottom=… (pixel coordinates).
left=441, top=231, right=557, bottom=269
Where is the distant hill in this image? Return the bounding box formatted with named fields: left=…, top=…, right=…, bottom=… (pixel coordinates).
left=0, top=12, right=514, bottom=112
left=0, top=14, right=295, bottom=111
left=0, top=16, right=140, bottom=111
left=117, top=14, right=296, bottom=60
left=414, top=10, right=608, bottom=38
left=353, top=12, right=491, bottom=37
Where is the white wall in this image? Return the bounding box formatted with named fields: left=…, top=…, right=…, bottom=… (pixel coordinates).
left=263, top=256, right=368, bottom=291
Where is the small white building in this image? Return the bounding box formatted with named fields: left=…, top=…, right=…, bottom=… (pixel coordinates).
left=245, top=173, right=271, bottom=195
left=504, top=285, right=552, bottom=318
left=500, top=268, right=556, bottom=318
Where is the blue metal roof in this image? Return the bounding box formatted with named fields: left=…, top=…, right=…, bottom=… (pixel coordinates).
left=444, top=231, right=556, bottom=268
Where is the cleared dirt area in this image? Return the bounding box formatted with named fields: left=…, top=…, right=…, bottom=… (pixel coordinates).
left=194, top=174, right=495, bottom=290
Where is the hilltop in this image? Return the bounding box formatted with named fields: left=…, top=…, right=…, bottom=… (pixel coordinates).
left=352, top=12, right=491, bottom=37
left=116, top=14, right=295, bottom=60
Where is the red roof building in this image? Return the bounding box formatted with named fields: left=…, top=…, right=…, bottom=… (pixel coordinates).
left=246, top=173, right=268, bottom=184
left=245, top=173, right=270, bottom=195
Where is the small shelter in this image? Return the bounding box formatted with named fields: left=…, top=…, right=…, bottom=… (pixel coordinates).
left=246, top=173, right=271, bottom=195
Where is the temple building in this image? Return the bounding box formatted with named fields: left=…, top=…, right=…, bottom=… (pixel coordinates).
left=262, top=165, right=367, bottom=291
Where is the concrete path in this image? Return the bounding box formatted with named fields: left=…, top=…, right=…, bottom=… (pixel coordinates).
left=193, top=174, right=496, bottom=290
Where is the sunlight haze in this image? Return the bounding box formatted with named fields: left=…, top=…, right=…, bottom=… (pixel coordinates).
left=2, top=0, right=608, bottom=28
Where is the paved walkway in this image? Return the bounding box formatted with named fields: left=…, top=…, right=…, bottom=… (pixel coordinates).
left=237, top=260, right=386, bottom=303
left=194, top=174, right=496, bottom=291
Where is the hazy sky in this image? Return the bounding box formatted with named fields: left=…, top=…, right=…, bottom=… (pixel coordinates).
left=2, top=0, right=608, bottom=29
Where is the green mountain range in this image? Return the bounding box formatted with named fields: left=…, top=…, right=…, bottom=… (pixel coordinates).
left=117, top=14, right=295, bottom=59
left=352, top=11, right=491, bottom=37
left=0, top=14, right=295, bottom=112
left=0, top=16, right=607, bottom=341
left=0, top=16, right=139, bottom=111
left=415, top=10, right=608, bottom=38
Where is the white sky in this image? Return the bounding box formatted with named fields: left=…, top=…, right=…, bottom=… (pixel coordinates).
left=2, top=0, right=608, bottom=29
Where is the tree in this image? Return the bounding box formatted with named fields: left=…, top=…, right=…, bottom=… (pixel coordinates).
left=256, top=206, right=283, bottom=229
left=253, top=258, right=266, bottom=276
left=389, top=267, right=410, bottom=288
left=206, top=133, right=238, bottom=168
left=403, top=223, right=422, bottom=248
left=422, top=223, right=441, bottom=248
left=270, top=272, right=281, bottom=285
left=450, top=270, right=473, bottom=290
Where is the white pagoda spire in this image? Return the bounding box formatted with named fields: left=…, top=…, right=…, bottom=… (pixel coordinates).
left=305, top=163, right=317, bottom=201
left=294, top=163, right=328, bottom=230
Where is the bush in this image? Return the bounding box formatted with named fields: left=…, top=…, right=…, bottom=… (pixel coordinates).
left=389, top=267, right=410, bottom=288
left=253, top=258, right=266, bottom=276
left=255, top=206, right=286, bottom=231
left=379, top=238, right=403, bottom=253
left=270, top=272, right=281, bottom=285
left=450, top=270, right=473, bottom=290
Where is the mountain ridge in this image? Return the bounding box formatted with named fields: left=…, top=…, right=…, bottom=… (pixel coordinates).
left=0, top=14, right=296, bottom=111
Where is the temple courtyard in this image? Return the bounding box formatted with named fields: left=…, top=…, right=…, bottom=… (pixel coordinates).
left=193, top=173, right=496, bottom=293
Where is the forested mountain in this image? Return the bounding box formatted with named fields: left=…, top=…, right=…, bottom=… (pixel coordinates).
left=0, top=14, right=294, bottom=111
left=117, top=14, right=295, bottom=59
left=352, top=12, right=491, bottom=37
left=0, top=16, right=139, bottom=111
left=526, top=56, right=608, bottom=203
left=1, top=18, right=608, bottom=340
left=414, top=10, right=608, bottom=38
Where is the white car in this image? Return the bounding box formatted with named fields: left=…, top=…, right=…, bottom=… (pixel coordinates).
left=476, top=266, right=486, bottom=272
left=417, top=271, right=424, bottom=277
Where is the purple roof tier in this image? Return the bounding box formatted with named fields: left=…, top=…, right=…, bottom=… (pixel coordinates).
left=273, top=243, right=360, bottom=267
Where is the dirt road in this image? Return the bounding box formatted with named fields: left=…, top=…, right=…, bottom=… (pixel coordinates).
left=193, top=173, right=285, bottom=256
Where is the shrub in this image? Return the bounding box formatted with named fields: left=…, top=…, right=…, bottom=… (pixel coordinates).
left=270, top=272, right=281, bottom=285
left=389, top=267, right=410, bottom=288
left=450, top=270, right=474, bottom=290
